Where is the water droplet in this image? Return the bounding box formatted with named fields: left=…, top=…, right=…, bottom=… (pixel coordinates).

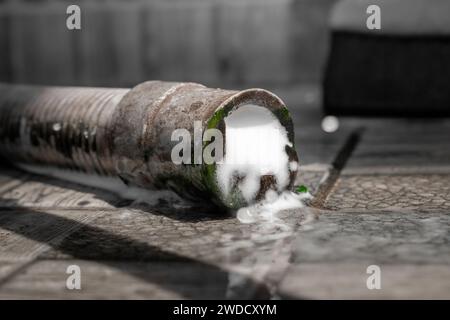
left=52, top=123, right=61, bottom=132
left=237, top=208, right=256, bottom=224
left=321, top=116, right=339, bottom=133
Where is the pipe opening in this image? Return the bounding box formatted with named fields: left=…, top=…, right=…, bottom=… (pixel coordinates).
left=216, top=104, right=293, bottom=204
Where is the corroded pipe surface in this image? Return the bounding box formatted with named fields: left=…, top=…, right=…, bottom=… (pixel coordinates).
left=0, top=81, right=298, bottom=209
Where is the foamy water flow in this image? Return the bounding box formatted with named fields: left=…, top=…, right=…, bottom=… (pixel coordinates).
left=217, top=105, right=309, bottom=223
left=236, top=190, right=311, bottom=224
left=217, top=105, right=291, bottom=202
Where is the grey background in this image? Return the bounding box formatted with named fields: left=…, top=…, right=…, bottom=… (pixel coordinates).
left=0, top=0, right=337, bottom=88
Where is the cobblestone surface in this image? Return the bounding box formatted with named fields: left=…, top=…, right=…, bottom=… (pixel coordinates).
left=324, top=174, right=450, bottom=212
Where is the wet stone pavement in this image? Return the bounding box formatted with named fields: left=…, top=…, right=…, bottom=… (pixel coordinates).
left=0, top=86, right=449, bottom=299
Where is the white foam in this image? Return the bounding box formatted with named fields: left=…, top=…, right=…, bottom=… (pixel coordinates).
left=216, top=104, right=291, bottom=203
left=236, top=190, right=312, bottom=224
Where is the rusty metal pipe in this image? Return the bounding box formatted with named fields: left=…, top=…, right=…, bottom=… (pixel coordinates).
left=0, top=81, right=298, bottom=209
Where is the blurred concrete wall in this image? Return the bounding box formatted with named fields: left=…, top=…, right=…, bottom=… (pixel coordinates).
left=0, top=0, right=336, bottom=88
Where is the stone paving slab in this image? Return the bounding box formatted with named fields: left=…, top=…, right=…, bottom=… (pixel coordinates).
left=324, top=174, right=450, bottom=212
left=36, top=207, right=316, bottom=299
left=0, top=259, right=30, bottom=284
left=280, top=210, right=450, bottom=299
left=0, top=207, right=104, bottom=286
left=0, top=260, right=231, bottom=299
left=291, top=211, right=450, bottom=265
left=0, top=190, right=315, bottom=299
left=344, top=144, right=450, bottom=174
left=342, top=119, right=450, bottom=174
left=0, top=209, right=104, bottom=261
left=278, top=264, right=450, bottom=299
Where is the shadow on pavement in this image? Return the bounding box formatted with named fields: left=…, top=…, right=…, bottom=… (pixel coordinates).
left=0, top=204, right=276, bottom=299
